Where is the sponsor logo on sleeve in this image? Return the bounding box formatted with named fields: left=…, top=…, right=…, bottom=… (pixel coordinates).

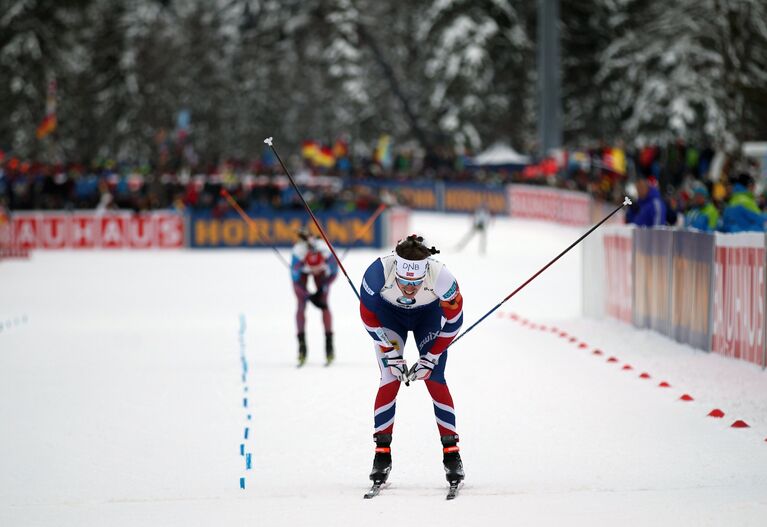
left=442, top=281, right=458, bottom=300
left=362, top=277, right=374, bottom=295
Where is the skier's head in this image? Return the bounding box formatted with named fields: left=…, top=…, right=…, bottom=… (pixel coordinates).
left=393, top=234, right=439, bottom=298
left=297, top=227, right=318, bottom=249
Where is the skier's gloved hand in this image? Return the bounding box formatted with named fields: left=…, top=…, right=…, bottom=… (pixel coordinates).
left=407, top=353, right=439, bottom=381
left=308, top=291, right=327, bottom=309
left=382, top=351, right=408, bottom=382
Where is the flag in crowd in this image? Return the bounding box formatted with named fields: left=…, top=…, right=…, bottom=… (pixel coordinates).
left=35, top=80, right=57, bottom=140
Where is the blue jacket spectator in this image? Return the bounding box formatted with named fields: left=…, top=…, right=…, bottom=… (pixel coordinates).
left=626, top=177, right=666, bottom=227
left=720, top=174, right=765, bottom=232
left=684, top=185, right=719, bottom=232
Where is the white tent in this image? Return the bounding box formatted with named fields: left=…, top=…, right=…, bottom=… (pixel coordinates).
left=467, top=142, right=530, bottom=167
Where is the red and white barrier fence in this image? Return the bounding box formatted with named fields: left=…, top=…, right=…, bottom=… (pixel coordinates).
left=712, top=233, right=766, bottom=367
left=508, top=185, right=592, bottom=225
left=8, top=211, right=184, bottom=250
left=584, top=226, right=767, bottom=368
left=603, top=227, right=634, bottom=324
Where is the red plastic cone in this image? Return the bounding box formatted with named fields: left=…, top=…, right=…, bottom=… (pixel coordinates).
left=639, top=372, right=651, bottom=379
left=559, top=332, right=568, bottom=338
left=592, top=349, right=603, bottom=355
left=622, top=364, right=633, bottom=370
left=658, top=381, right=671, bottom=388
left=607, top=357, right=619, bottom=363
left=731, top=420, right=749, bottom=428
left=540, top=325, right=548, bottom=331
left=578, top=342, right=588, bottom=349
left=679, top=394, right=694, bottom=401
left=707, top=409, right=725, bottom=418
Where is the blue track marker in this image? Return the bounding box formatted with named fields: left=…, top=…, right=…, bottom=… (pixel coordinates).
left=240, top=477, right=246, bottom=489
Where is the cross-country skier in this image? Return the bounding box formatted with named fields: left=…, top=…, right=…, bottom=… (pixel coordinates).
left=359, top=234, right=465, bottom=489
left=290, top=228, right=338, bottom=366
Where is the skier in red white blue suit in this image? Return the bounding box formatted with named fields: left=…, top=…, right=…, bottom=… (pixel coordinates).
left=359, top=234, right=465, bottom=486
left=291, top=228, right=338, bottom=366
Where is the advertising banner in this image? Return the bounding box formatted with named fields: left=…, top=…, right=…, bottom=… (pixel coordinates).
left=10, top=211, right=184, bottom=249
left=442, top=185, right=507, bottom=214
left=508, top=185, right=591, bottom=225
left=633, top=228, right=674, bottom=337
left=603, top=226, right=634, bottom=323
left=384, top=207, right=411, bottom=247
left=671, top=230, right=715, bottom=351
left=352, top=181, right=507, bottom=214
left=352, top=181, right=439, bottom=211
left=189, top=210, right=389, bottom=249
left=711, top=233, right=766, bottom=366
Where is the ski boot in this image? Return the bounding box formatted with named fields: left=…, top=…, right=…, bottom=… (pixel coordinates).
left=441, top=434, right=465, bottom=483
left=325, top=332, right=334, bottom=366
left=369, top=433, right=392, bottom=484
left=297, top=332, right=307, bottom=367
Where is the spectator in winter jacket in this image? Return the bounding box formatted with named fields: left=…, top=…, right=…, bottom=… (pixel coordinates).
left=684, top=185, right=719, bottom=232
left=720, top=173, right=765, bottom=233
left=626, top=176, right=666, bottom=227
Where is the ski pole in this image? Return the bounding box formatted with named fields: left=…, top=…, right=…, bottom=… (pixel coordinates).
left=219, top=188, right=290, bottom=269
left=448, top=197, right=632, bottom=348
left=339, top=202, right=388, bottom=261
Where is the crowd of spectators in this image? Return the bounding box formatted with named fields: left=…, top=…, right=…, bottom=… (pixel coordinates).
left=626, top=171, right=766, bottom=233
left=1, top=139, right=765, bottom=232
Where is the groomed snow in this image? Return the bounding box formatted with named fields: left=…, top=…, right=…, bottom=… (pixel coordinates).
left=1, top=211, right=766, bottom=526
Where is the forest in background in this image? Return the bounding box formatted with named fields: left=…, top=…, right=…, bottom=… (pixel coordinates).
left=1, top=0, right=766, bottom=167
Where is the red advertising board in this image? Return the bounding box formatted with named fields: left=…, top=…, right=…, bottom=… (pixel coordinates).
left=508, top=185, right=591, bottom=226
left=386, top=207, right=411, bottom=247
left=711, top=234, right=766, bottom=366
left=10, top=211, right=184, bottom=249
left=604, top=230, right=633, bottom=323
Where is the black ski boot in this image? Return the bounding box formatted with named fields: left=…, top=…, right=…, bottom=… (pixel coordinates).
left=441, top=435, right=465, bottom=483
left=369, top=433, right=392, bottom=484
left=325, top=332, right=334, bottom=366
left=297, top=332, right=307, bottom=367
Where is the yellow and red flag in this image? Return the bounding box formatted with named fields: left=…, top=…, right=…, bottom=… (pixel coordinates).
left=36, top=80, right=57, bottom=140
left=314, top=146, right=335, bottom=168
